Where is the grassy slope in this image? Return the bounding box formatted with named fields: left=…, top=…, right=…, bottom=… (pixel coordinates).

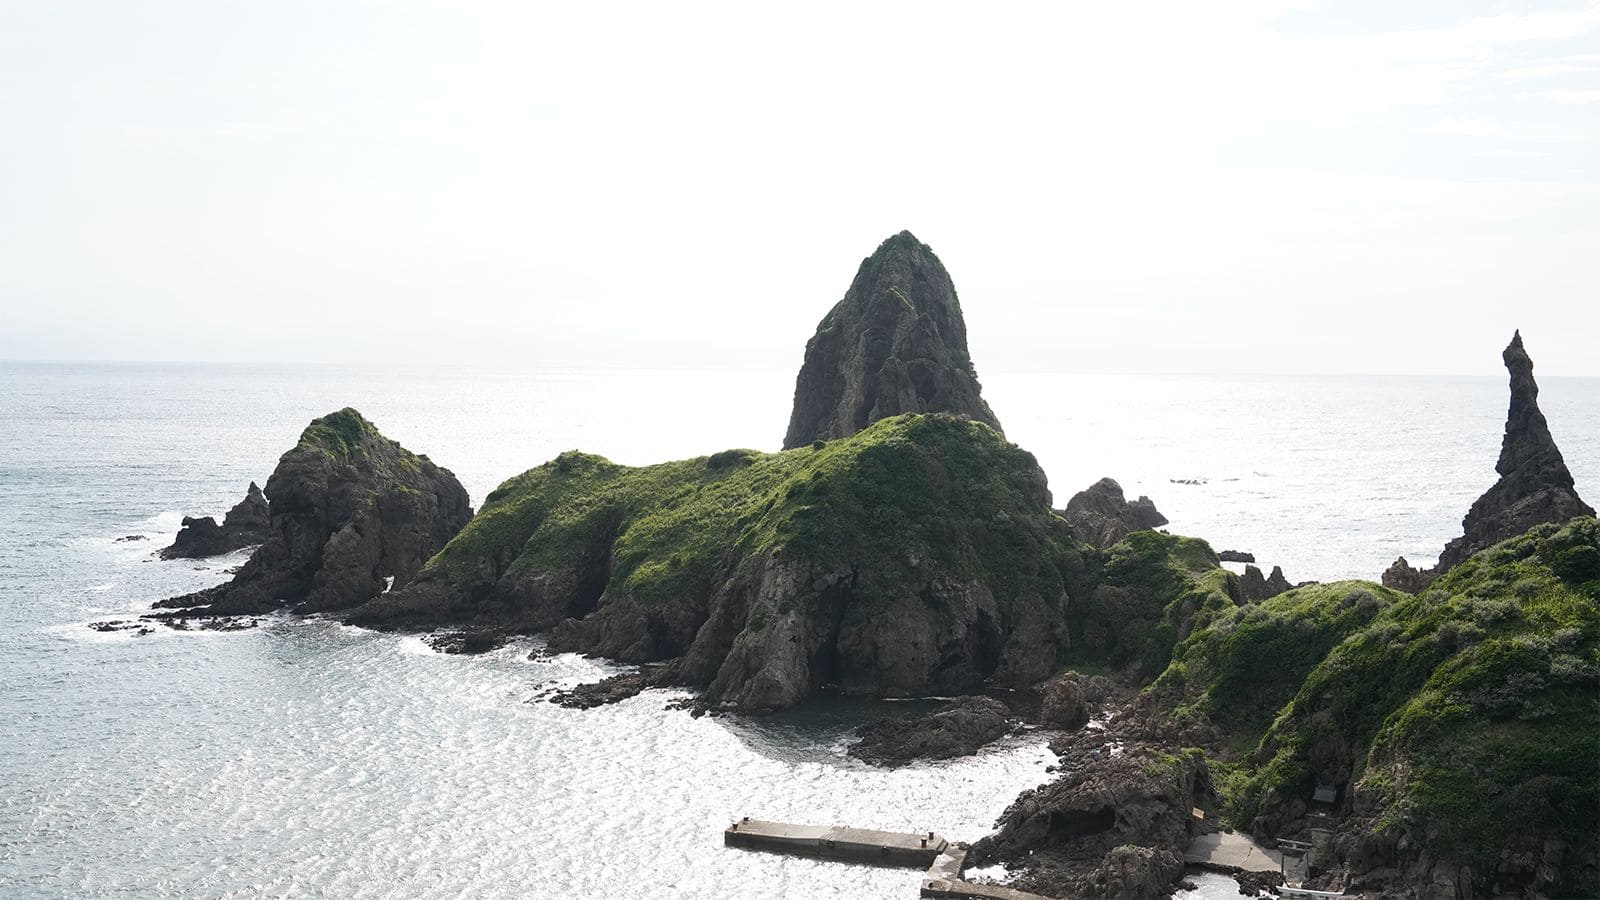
left=422, top=413, right=1080, bottom=616
left=1154, top=519, right=1599, bottom=889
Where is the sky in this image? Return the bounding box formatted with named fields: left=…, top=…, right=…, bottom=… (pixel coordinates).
left=1, top=1, right=1597, bottom=375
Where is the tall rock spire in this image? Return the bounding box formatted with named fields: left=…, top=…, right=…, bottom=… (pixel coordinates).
left=782, top=231, right=1002, bottom=449
left=1435, top=331, right=1593, bottom=571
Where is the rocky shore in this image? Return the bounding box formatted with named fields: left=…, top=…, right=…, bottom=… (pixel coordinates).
left=139, top=235, right=1597, bottom=899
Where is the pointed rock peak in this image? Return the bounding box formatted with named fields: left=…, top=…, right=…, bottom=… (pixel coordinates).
left=1432, top=332, right=1593, bottom=571
left=783, top=232, right=1001, bottom=449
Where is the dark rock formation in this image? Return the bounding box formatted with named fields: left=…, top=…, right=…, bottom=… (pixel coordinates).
left=1062, top=478, right=1168, bottom=549
left=545, top=672, right=658, bottom=709
left=1437, top=332, right=1593, bottom=570
left=424, top=630, right=506, bottom=655
left=161, top=482, right=271, bottom=559
left=1379, top=556, right=1435, bottom=594
left=781, top=231, right=1001, bottom=449
left=968, top=732, right=1213, bottom=898
left=1038, top=671, right=1114, bottom=731
left=1383, top=332, right=1592, bottom=591
left=152, top=409, right=471, bottom=618
left=1217, top=549, right=1254, bottom=563
left=115, top=534, right=147, bottom=543
left=1239, top=564, right=1293, bottom=602
left=846, top=696, right=1012, bottom=765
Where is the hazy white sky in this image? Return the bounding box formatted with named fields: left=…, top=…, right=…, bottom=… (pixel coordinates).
left=2, top=1, right=1597, bottom=374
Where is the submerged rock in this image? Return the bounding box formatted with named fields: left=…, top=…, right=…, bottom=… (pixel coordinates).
left=424, top=630, right=506, bottom=655
left=1436, top=331, right=1593, bottom=571
left=152, top=409, right=471, bottom=617
left=1061, top=478, right=1168, bottom=549
left=161, top=482, right=271, bottom=559
left=846, top=696, right=1012, bottom=765
left=782, top=231, right=1001, bottom=449
left=546, top=672, right=657, bottom=709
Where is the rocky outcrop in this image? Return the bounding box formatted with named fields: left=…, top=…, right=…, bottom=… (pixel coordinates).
left=1038, top=671, right=1114, bottom=731
left=1217, top=549, right=1254, bottom=563
left=1438, top=332, right=1593, bottom=569
left=782, top=231, right=1001, bottom=449
left=348, top=414, right=1091, bottom=711
left=160, top=482, right=271, bottom=559
left=424, top=630, right=506, bottom=655
left=152, top=409, right=471, bottom=618
left=1379, top=556, right=1435, bottom=594
left=846, top=696, right=1012, bottom=765
left=1239, top=564, right=1294, bottom=602
left=1387, top=332, right=1593, bottom=591
left=1061, top=478, right=1168, bottom=549
left=969, top=733, right=1213, bottom=898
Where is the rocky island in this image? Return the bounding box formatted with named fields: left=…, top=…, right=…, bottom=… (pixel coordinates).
left=146, top=236, right=1597, bottom=899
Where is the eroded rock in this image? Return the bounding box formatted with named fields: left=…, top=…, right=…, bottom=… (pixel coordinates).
left=782, top=231, right=1001, bottom=449
left=847, top=696, right=1012, bottom=765
left=161, top=482, right=271, bottom=559
left=1388, top=332, right=1593, bottom=591
left=151, top=409, right=471, bottom=618
left=1062, top=478, right=1168, bottom=549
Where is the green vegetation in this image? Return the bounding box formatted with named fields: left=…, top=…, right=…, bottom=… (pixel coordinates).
left=1187, top=518, right=1599, bottom=890
left=1156, top=581, right=1402, bottom=745
left=425, top=413, right=1086, bottom=613
left=297, top=407, right=384, bottom=458
left=1064, top=530, right=1237, bottom=677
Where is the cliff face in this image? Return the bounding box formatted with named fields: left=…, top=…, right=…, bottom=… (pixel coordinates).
left=1435, top=331, right=1593, bottom=570
left=349, top=414, right=1090, bottom=710
left=154, top=409, right=472, bottom=616
left=782, top=231, right=1001, bottom=450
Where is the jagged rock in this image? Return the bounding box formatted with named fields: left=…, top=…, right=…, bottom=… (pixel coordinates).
left=114, top=534, right=147, bottom=543
left=1217, top=550, right=1254, bottom=563
left=1038, top=671, right=1113, bottom=731
left=968, top=739, right=1213, bottom=898
left=151, top=409, right=471, bottom=618
left=1239, top=564, right=1294, bottom=602
left=846, top=696, right=1012, bottom=765
left=1062, top=478, right=1169, bottom=549
left=1073, top=845, right=1185, bottom=899
left=1437, top=331, right=1594, bottom=571
left=781, top=231, right=1001, bottom=449
left=546, top=672, right=656, bottom=709
left=161, top=482, right=271, bottom=559
left=424, top=630, right=506, bottom=655
left=1380, top=556, right=1435, bottom=594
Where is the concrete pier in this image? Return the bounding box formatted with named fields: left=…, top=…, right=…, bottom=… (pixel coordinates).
left=724, top=817, right=948, bottom=867
left=919, top=844, right=1056, bottom=900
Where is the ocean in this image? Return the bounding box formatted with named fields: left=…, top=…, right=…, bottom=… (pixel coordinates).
left=2, top=362, right=1596, bottom=898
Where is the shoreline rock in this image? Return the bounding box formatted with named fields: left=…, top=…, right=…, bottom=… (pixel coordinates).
left=846, top=696, right=1013, bottom=766
left=151, top=409, right=471, bottom=619
left=161, top=482, right=271, bottom=559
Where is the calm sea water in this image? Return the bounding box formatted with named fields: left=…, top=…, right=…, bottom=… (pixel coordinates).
left=2, top=363, right=1595, bottom=899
